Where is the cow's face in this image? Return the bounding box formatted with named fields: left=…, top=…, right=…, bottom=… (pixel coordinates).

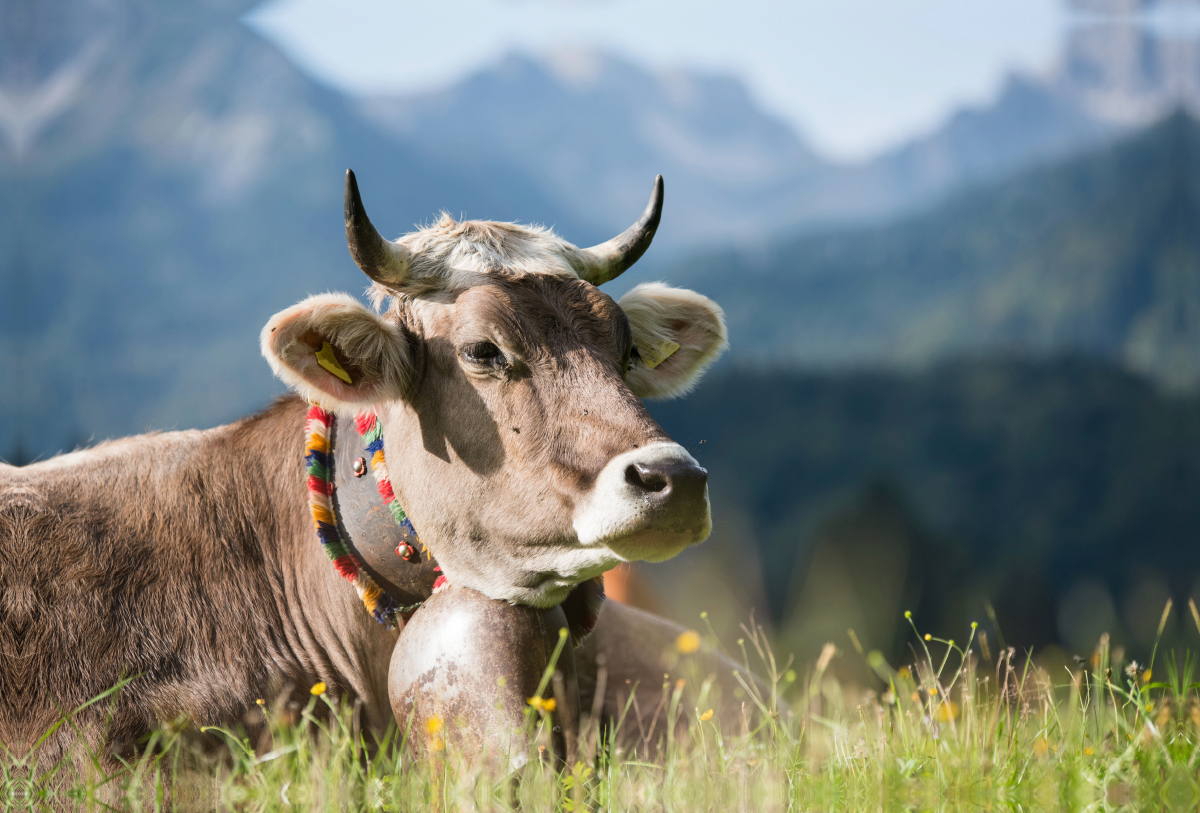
left=262, top=173, right=726, bottom=606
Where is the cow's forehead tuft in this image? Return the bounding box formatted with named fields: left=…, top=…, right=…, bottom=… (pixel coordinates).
left=379, top=214, right=585, bottom=295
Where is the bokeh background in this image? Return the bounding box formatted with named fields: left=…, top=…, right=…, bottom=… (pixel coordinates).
left=4, top=0, right=1200, bottom=676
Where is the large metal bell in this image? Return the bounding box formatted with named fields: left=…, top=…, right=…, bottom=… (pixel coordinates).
left=388, top=585, right=580, bottom=769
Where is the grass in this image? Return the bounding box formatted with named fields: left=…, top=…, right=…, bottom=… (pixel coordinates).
left=10, top=602, right=1200, bottom=812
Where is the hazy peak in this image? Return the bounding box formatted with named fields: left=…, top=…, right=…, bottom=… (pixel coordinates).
left=360, top=48, right=823, bottom=245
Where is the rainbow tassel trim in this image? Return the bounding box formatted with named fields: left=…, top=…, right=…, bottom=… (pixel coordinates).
left=354, top=411, right=417, bottom=538
left=306, top=405, right=409, bottom=626
left=354, top=409, right=447, bottom=594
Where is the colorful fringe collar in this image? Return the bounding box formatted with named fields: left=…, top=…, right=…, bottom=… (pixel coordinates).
left=305, top=405, right=445, bottom=627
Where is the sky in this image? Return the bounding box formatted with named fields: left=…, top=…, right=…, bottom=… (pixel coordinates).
left=246, top=0, right=1070, bottom=162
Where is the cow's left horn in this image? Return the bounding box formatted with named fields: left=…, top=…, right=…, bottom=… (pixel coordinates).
left=576, top=175, right=663, bottom=285
left=345, top=169, right=412, bottom=286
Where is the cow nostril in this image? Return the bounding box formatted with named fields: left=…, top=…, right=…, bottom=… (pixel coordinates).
left=624, top=458, right=709, bottom=509
left=626, top=462, right=670, bottom=494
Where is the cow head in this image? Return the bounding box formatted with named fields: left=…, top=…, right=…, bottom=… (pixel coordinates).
left=262, top=172, right=726, bottom=607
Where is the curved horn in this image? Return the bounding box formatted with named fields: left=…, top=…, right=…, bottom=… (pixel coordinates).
left=345, top=169, right=411, bottom=286
left=577, top=175, right=663, bottom=285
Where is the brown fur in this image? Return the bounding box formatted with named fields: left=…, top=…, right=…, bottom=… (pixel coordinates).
left=0, top=397, right=396, bottom=771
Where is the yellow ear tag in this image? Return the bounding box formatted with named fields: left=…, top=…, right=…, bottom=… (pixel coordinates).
left=639, top=340, right=680, bottom=370
left=315, top=341, right=353, bottom=385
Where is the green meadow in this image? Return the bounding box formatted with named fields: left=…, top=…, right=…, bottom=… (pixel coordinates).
left=11, top=604, right=1200, bottom=812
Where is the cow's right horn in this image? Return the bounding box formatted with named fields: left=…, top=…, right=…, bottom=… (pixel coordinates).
left=576, top=175, right=663, bottom=286
left=345, top=169, right=412, bottom=286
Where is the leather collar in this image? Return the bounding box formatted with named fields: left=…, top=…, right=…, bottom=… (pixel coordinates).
left=331, top=417, right=441, bottom=608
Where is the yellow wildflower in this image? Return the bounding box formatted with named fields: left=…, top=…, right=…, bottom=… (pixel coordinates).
left=675, top=630, right=701, bottom=654
left=1033, top=738, right=1049, bottom=758
left=934, top=700, right=959, bottom=722
left=699, top=709, right=714, bottom=721
left=425, top=716, right=445, bottom=751
left=255, top=698, right=265, bottom=706
left=924, top=634, right=932, bottom=641
left=310, top=682, right=327, bottom=696
left=1143, top=669, right=1152, bottom=684
left=527, top=696, right=557, bottom=713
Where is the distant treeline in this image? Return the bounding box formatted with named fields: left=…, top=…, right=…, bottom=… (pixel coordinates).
left=650, top=355, right=1200, bottom=656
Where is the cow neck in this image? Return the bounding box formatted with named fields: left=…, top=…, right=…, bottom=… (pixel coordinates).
left=303, top=404, right=607, bottom=643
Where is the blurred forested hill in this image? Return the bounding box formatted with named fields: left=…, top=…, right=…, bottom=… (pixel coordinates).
left=673, top=114, right=1200, bottom=389
left=643, top=115, right=1200, bottom=655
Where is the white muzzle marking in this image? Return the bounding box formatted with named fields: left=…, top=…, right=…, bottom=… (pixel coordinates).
left=573, top=442, right=712, bottom=563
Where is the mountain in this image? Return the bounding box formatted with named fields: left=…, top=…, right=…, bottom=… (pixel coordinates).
left=355, top=12, right=1200, bottom=243
left=358, top=50, right=1122, bottom=246
left=0, top=0, right=604, bottom=462
left=801, top=74, right=1120, bottom=225
left=649, top=357, right=1200, bottom=656
left=359, top=51, right=826, bottom=249
left=813, top=15, right=1200, bottom=223
left=672, top=113, right=1200, bottom=389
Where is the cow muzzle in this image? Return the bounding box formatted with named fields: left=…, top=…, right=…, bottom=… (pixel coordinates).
left=573, top=442, right=711, bottom=562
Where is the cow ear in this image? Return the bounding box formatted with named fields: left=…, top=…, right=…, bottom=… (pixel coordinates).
left=619, top=282, right=727, bottom=400
left=261, top=293, right=412, bottom=410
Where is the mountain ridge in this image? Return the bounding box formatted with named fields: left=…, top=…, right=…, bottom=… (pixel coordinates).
left=671, top=111, right=1200, bottom=389
left=359, top=50, right=825, bottom=248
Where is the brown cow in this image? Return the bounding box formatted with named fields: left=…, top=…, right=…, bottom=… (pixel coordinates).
left=0, top=172, right=751, bottom=775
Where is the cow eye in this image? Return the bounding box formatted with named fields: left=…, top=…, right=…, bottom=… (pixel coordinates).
left=462, top=341, right=503, bottom=365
